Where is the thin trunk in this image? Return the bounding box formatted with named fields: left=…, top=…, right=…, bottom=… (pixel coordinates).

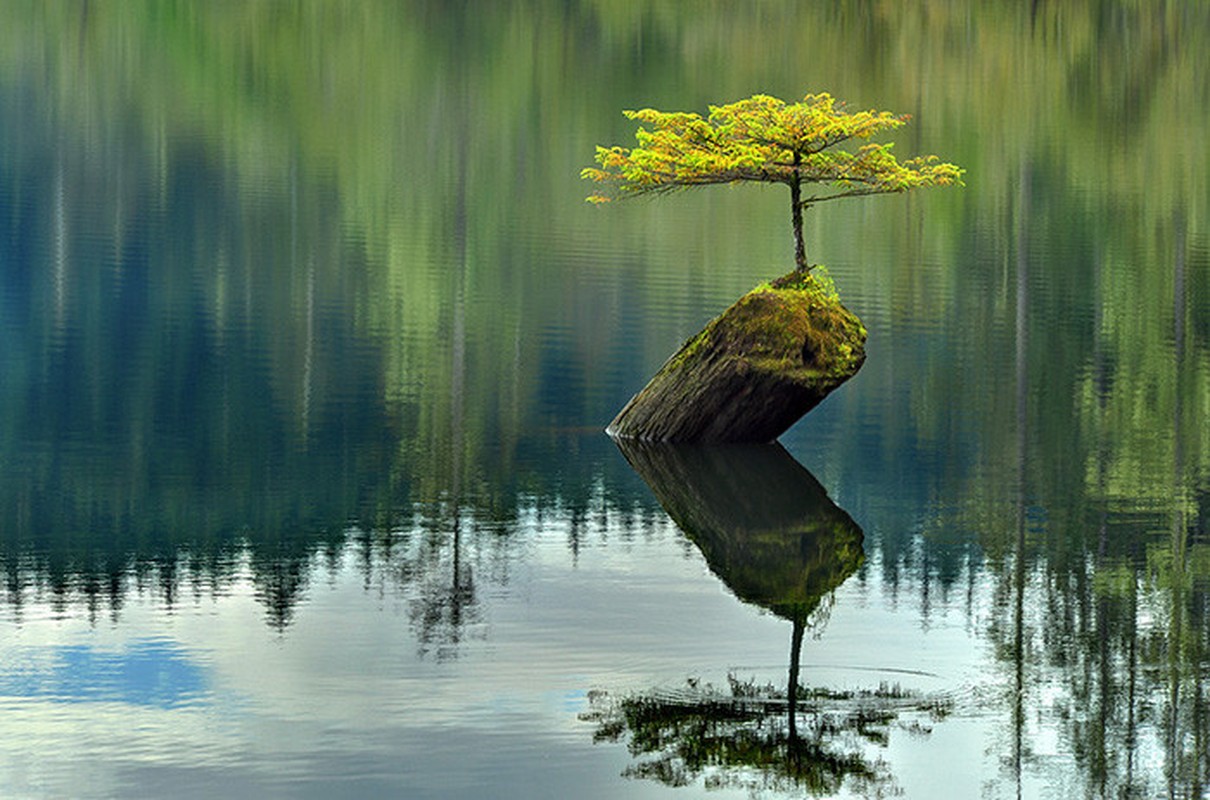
left=787, top=618, right=805, bottom=741
left=1012, top=158, right=1030, bottom=800
left=1168, top=211, right=1187, bottom=798
left=790, top=154, right=807, bottom=272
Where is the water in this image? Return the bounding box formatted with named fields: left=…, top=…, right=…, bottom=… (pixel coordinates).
left=2, top=3, right=1210, bottom=797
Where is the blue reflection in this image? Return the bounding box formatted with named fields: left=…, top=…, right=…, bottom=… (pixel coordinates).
left=0, top=639, right=208, bottom=708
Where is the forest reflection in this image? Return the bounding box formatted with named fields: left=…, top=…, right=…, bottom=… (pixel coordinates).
left=5, top=443, right=1207, bottom=794
left=610, top=440, right=1210, bottom=797
left=2, top=1, right=1210, bottom=795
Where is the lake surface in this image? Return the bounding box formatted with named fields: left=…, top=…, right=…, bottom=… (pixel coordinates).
left=2, top=3, right=1209, bottom=798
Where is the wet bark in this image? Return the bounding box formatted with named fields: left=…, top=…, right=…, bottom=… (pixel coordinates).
left=607, top=278, right=866, bottom=443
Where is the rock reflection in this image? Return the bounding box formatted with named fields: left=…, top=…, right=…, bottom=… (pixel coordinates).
left=614, top=440, right=864, bottom=623
left=595, top=440, right=947, bottom=795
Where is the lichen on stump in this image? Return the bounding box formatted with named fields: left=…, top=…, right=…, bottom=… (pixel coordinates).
left=607, top=270, right=866, bottom=443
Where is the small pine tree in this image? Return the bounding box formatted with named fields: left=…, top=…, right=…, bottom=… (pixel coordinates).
left=583, top=92, right=963, bottom=273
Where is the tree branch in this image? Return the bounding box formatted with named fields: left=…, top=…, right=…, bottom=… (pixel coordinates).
left=799, top=187, right=900, bottom=206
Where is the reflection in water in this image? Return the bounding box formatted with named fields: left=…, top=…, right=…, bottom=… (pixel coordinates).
left=0, top=639, right=208, bottom=709
left=598, top=441, right=947, bottom=795
left=616, top=439, right=864, bottom=722
left=0, top=502, right=501, bottom=648
left=614, top=441, right=864, bottom=624
left=3, top=1, right=1210, bottom=796
left=583, top=677, right=942, bottom=796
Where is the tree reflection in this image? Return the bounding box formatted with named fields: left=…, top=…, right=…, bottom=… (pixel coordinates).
left=968, top=197, right=1210, bottom=798
left=2, top=3, right=1210, bottom=793
left=396, top=507, right=483, bottom=661
left=593, top=441, right=945, bottom=795
left=584, top=677, right=930, bottom=796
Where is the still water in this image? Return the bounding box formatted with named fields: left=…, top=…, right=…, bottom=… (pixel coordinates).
left=2, top=3, right=1209, bottom=798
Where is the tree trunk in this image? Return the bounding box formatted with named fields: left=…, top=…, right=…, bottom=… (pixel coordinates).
left=607, top=276, right=866, bottom=442
left=788, top=618, right=805, bottom=741
left=790, top=155, right=807, bottom=273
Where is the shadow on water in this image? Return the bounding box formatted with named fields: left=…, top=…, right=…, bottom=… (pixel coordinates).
left=585, top=440, right=950, bottom=796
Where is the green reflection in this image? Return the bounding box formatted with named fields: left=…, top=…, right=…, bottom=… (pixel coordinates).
left=0, top=2, right=1209, bottom=795
left=615, top=440, right=864, bottom=623
left=599, top=441, right=935, bottom=795
left=4, top=0, right=1209, bottom=518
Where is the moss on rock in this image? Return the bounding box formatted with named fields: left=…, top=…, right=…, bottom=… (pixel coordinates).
left=608, top=270, right=866, bottom=443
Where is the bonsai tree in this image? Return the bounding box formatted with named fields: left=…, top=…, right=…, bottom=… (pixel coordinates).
left=583, top=92, right=963, bottom=273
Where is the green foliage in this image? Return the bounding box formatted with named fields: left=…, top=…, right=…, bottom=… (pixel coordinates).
left=585, top=92, right=962, bottom=203
left=584, top=92, right=962, bottom=272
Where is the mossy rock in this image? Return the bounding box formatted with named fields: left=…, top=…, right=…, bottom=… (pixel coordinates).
left=607, top=270, right=866, bottom=443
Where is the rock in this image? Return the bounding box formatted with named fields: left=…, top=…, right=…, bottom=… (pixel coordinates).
left=607, top=271, right=867, bottom=442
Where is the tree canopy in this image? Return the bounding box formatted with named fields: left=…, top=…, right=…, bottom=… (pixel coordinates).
left=584, top=92, right=963, bottom=272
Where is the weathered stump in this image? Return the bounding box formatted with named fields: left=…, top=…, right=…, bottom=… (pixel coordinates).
left=607, top=271, right=867, bottom=442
